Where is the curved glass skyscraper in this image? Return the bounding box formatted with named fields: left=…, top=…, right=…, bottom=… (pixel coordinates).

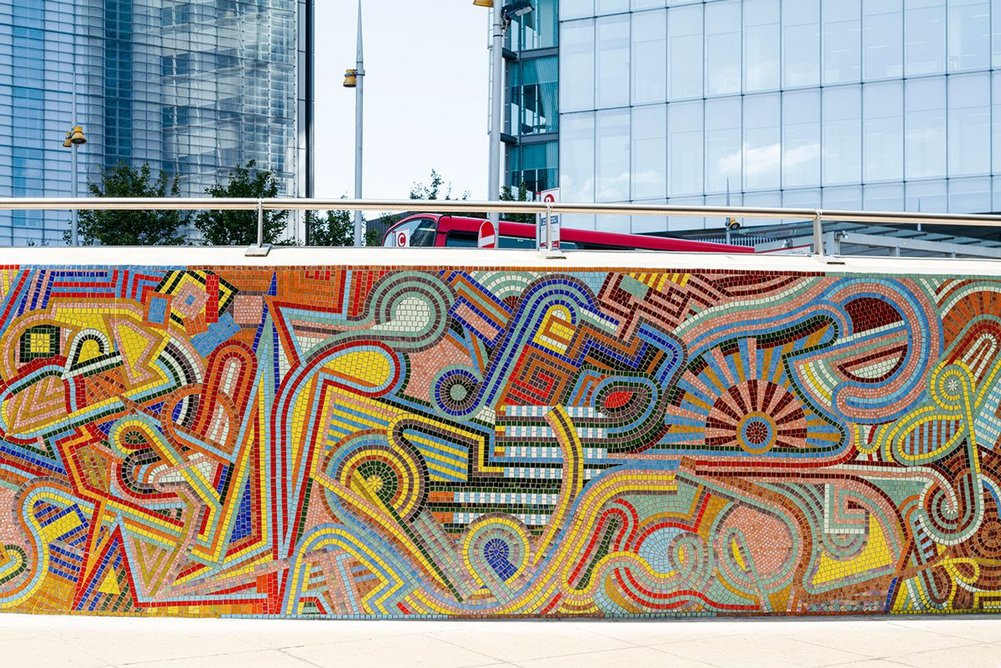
left=0, top=0, right=313, bottom=245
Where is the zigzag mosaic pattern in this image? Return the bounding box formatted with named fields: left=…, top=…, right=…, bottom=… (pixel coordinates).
left=0, top=264, right=1000, bottom=618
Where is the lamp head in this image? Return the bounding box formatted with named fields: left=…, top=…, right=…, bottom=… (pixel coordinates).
left=472, top=0, right=493, bottom=6
left=343, top=69, right=358, bottom=88
left=502, top=0, right=534, bottom=19
left=725, top=217, right=741, bottom=231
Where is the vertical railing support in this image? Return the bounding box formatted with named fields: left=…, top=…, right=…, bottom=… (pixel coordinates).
left=543, top=200, right=565, bottom=259
left=246, top=198, right=272, bottom=256
left=813, top=209, right=824, bottom=257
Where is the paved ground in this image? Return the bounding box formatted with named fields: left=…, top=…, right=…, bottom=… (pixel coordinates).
left=1, top=613, right=1000, bottom=668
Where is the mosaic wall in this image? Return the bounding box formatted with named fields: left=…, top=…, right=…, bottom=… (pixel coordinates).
left=0, top=264, right=1000, bottom=618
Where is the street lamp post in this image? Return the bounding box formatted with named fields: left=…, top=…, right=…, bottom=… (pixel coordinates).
left=344, top=0, right=365, bottom=247
left=63, top=87, right=87, bottom=247
left=474, top=1, right=533, bottom=223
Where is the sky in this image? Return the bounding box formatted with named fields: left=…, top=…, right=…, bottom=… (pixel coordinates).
left=314, top=1, right=490, bottom=202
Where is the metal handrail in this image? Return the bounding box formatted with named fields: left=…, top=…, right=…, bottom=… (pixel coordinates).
left=3, top=197, right=1001, bottom=257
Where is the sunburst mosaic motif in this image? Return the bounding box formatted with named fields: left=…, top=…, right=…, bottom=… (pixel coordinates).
left=0, top=264, right=999, bottom=618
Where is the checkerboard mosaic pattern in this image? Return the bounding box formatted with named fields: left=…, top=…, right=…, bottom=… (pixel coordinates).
left=0, top=264, right=999, bottom=618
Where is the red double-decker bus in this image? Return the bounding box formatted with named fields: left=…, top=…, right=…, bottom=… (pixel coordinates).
left=382, top=214, right=754, bottom=253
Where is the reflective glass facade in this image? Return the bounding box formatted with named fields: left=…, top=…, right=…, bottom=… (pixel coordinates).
left=0, top=0, right=313, bottom=245
left=505, top=0, right=560, bottom=194
left=558, top=0, right=1001, bottom=232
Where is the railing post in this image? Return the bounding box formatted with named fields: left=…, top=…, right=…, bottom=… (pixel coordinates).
left=245, top=198, right=272, bottom=256
left=257, top=199, right=264, bottom=247
left=813, top=209, right=824, bottom=257
left=542, top=201, right=565, bottom=259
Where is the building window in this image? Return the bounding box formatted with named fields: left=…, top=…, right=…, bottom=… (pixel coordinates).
left=863, top=0, right=903, bottom=80
left=596, top=14, right=629, bottom=108
left=668, top=4, right=703, bottom=99
left=905, top=77, right=947, bottom=179
left=560, top=112, right=596, bottom=203
left=668, top=100, right=704, bottom=196
left=706, top=1, right=741, bottom=96
left=631, top=105, right=666, bottom=200
left=596, top=109, right=630, bottom=201
left=948, top=73, right=991, bottom=176
left=509, top=0, right=559, bottom=51
left=823, top=0, right=861, bottom=84
left=744, top=0, right=779, bottom=91
left=743, top=93, right=780, bottom=191
left=508, top=141, right=558, bottom=193
left=822, top=85, right=862, bottom=185
left=560, top=19, right=595, bottom=113
left=948, top=0, right=990, bottom=71
left=863, top=81, right=904, bottom=182
left=706, top=96, right=742, bottom=194
left=631, top=10, right=666, bottom=105
left=905, top=0, right=946, bottom=76
left=508, top=56, right=559, bottom=136
left=782, top=89, right=821, bottom=189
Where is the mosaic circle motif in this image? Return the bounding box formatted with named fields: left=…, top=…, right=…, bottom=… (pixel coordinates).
left=433, top=367, right=481, bottom=416
left=706, top=381, right=809, bottom=454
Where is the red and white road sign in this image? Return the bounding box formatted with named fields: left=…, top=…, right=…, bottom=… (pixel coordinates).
left=395, top=228, right=410, bottom=247
left=540, top=188, right=559, bottom=205
left=477, top=219, right=497, bottom=248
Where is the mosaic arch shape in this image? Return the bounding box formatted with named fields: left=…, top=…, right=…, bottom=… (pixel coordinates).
left=0, top=264, right=999, bottom=618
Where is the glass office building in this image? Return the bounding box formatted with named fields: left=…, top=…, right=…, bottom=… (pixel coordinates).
left=0, top=0, right=313, bottom=245
left=505, top=0, right=560, bottom=194
left=556, top=0, right=1001, bottom=232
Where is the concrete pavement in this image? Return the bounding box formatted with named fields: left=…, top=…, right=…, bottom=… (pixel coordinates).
left=1, top=613, right=1000, bottom=668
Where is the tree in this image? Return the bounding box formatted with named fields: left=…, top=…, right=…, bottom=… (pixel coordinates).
left=499, top=181, right=535, bottom=224
left=379, top=169, right=480, bottom=233
left=70, top=162, right=188, bottom=246
left=409, top=169, right=457, bottom=201
left=305, top=209, right=354, bottom=246
left=195, top=160, right=290, bottom=245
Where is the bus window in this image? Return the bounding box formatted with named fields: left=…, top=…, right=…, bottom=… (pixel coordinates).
left=447, top=232, right=579, bottom=250
left=501, top=237, right=578, bottom=250
left=498, top=235, right=536, bottom=250
left=384, top=217, right=438, bottom=247
left=446, top=231, right=478, bottom=247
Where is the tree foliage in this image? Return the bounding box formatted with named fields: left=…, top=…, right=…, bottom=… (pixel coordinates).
left=71, top=162, right=188, bottom=246
left=379, top=169, right=481, bottom=233
left=499, top=182, right=535, bottom=224
left=408, top=169, right=463, bottom=201
left=305, top=209, right=354, bottom=246
left=195, top=160, right=290, bottom=246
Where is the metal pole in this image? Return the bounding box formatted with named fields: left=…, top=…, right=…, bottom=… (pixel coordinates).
left=487, top=5, right=504, bottom=224
left=70, top=85, right=79, bottom=247
left=353, top=0, right=365, bottom=247
left=546, top=200, right=553, bottom=252
left=256, top=199, right=264, bottom=248
left=813, top=209, right=824, bottom=256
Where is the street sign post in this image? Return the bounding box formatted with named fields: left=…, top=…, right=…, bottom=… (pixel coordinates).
left=538, top=188, right=562, bottom=256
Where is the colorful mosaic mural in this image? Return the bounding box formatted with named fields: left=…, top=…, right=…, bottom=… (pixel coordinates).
left=0, top=264, right=1000, bottom=618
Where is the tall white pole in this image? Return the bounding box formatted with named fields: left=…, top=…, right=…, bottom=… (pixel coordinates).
left=70, top=0, right=79, bottom=248
left=353, top=0, right=365, bottom=246
left=70, top=84, right=79, bottom=247
left=487, top=6, right=504, bottom=224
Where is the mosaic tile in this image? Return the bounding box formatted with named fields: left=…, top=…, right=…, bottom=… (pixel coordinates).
left=0, top=265, right=998, bottom=618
